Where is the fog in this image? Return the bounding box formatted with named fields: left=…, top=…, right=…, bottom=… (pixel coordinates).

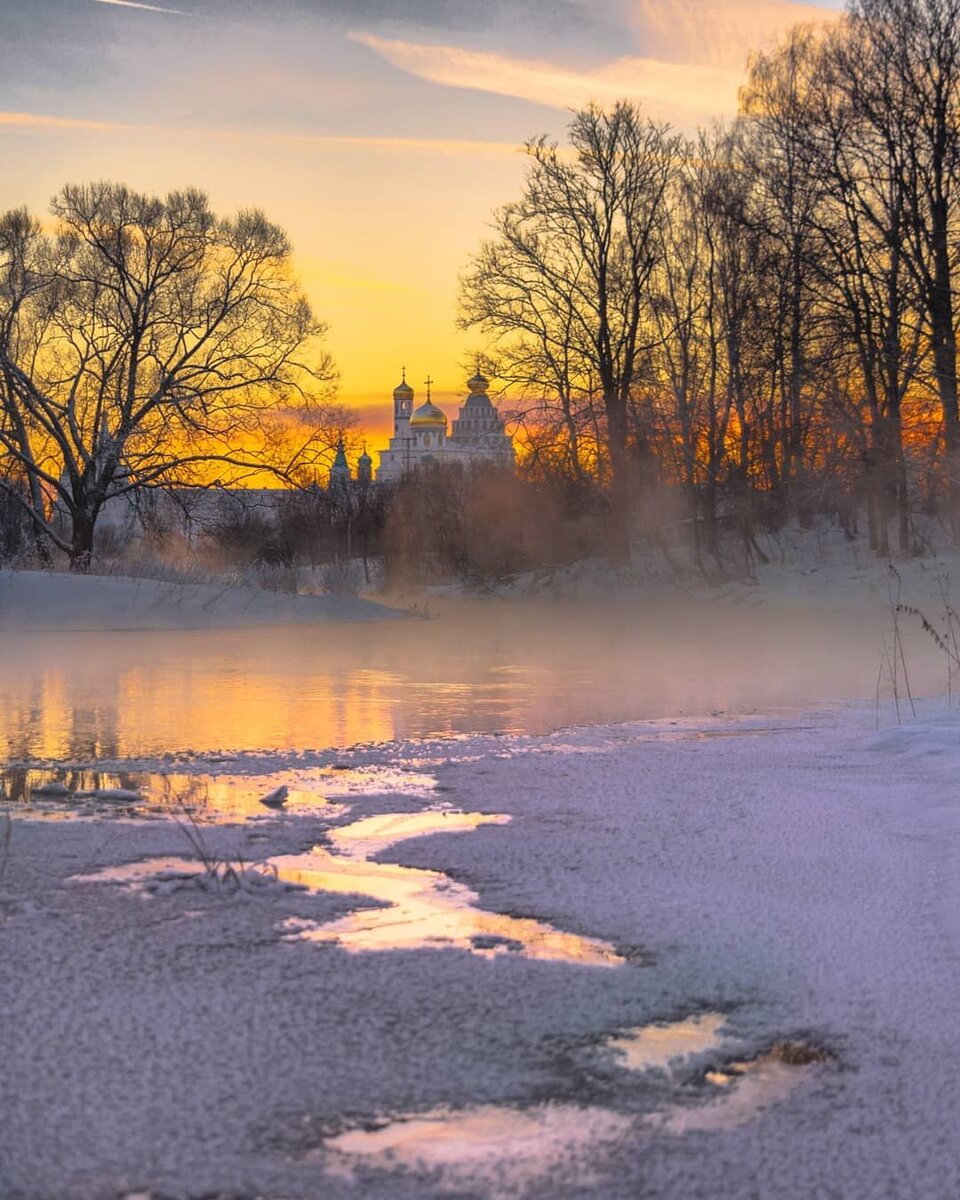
left=0, top=594, right=944, bottom=762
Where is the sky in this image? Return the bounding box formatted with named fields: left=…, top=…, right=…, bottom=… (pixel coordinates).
left=0, top=0, right=844, bottom=450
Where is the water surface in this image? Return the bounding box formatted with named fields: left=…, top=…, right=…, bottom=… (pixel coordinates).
left=0, top=595, right=938, bottom=760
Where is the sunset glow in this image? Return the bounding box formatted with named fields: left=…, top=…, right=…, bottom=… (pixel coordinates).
left=0, top=0, right=842, bottom=452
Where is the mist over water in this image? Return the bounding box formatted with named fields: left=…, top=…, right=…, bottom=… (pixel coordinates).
left=0, top=595, right=945, bottom=761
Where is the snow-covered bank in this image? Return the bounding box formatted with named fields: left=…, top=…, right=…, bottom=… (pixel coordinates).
left=2, top=705, right=959, bottom=1198
left=442, top=519, right=960, bottom=617
left=0, top=569, right=401, bottom=630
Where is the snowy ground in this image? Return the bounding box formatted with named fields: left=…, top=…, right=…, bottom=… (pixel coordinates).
left=2, top=702, right=960, bottom=1199
left=463, top=517, right=960, bottom=615
left=0, top=569, right=400, bottom=631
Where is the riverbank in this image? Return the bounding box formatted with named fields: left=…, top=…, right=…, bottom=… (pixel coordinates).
left=0, top=569, right=401, bottom=631
left=2, top=703, right=959, bottom=1198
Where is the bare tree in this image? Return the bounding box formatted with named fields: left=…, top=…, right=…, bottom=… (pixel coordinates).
left=0, top=183, right=339, bottom=570
left=848, top=0, right=960, bottom=516
left=807, top=23, right=926, bottom=552
left=739, top=28, right=825, bottom=504
left=460, top=103, right=680, bottom=565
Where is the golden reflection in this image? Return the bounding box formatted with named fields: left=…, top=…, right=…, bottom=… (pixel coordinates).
left=606, top=1014, right=728, bottom=1072
left=327, top=809, right=509, bottom=858
left=0, top=767, right=346, bottom=822
left=60, top=792, right=621, bottom=966
left=653, top=1043, right=827, bottom=1134
left=322, top=1103, right=632, bottom=1191
left=71, top=857, right=202, bottom=887
left=276, top=814, right=622, bottom=966
left=0, top=597, right=906, bottom=762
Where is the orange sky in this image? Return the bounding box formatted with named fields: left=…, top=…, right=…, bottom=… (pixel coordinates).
left=0, top=0, right=842, bottom=456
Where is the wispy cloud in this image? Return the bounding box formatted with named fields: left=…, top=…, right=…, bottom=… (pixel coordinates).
left=0, top=113, right=125, bottom=133
left=92, top=0, right=193, bottom=14
left=620, top=0, right=840, bottom=68
left=0, top=111, right=518, bottom=158
left=350, top=32, right=745, bottom=124
left=350, top=1, right=841, bottom=126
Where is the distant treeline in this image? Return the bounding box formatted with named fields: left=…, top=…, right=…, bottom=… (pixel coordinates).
left=3, top=0, right=959, bottom=579
left=461, top=0, right=960, bottom=563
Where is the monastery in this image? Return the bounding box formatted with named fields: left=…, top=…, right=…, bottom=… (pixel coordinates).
left=373, top=371, right=514, bottom=482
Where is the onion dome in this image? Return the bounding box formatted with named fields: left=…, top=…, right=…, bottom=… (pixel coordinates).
left=467, top=372, right=490, bottom=393
left=410, top=399, right=448, bottom=428
left=330, top=437, right=351, bottom=482
left=393, top=377, right=414, bottom=400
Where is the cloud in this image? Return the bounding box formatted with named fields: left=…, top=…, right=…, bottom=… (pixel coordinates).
left=619, top=0, right=840, bottom=67
left=92, top=0, right=194, bottom=14
left=0, top=111, right=518, bottom=158
left=0, top=112, right=125, bottom=133
left=350, top=32, right=746, bottom=124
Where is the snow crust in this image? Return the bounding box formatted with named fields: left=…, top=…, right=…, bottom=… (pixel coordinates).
left=2, top=703, right=960, bottom=1197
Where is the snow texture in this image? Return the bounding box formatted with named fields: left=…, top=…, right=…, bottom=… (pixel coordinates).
left=0, top=568, right=401, bottom=631
left=2, top=703, right=960, bottom=1198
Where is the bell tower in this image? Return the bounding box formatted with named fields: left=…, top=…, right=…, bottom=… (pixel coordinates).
left=393, top=368, right=414, bottom=434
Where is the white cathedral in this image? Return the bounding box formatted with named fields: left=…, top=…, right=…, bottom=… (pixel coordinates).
left=375, top=371, right=514, bottom=482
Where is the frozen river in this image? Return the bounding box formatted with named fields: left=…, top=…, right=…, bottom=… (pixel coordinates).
left=0, top=594, right=939, bottom=761
left=3, top=590, right=960, bottom=1199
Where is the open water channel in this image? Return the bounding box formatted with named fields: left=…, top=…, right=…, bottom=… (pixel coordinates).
left=0, top=594, right=940, bottom=762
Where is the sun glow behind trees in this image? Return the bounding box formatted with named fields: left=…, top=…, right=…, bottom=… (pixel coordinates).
left=0, top=184, right=344, bottom=567
left=0, top=0, right=848, bottom=435
left=2, top=0, right=959, bottom=573
left=462, top=0, right=960, bottom=564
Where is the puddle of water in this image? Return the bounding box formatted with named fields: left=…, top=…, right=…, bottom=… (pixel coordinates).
left=278, top=842, right=621, bottom=966
left=326, top=809, right=507, bottom=858
left=70, top=853, right=306, bottom=896
left=71, top=856, right=203, bottom=888
left=322, top=1103, right=631, bottom=1198
left=315, top=1033, right=828, bottom=1195
left=0, top=768, right=351, bottom=822
left=277, top=804, right=621, bottom=965
left=653, top=1043, right=828, bottom=1134
left=606, top=1014, right=729, bottom=1072
left=65, top=799, right=619, bottom=966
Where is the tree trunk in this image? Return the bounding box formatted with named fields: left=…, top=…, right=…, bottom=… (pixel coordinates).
left=69, top=512, right=95, bottom=573
left=604, top=396, right=632, bottom=568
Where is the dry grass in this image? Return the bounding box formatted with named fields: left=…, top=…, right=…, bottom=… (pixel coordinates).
left=767, top=1040, right=833, bottom=1067
left=174, top=806, right=279, bottom=893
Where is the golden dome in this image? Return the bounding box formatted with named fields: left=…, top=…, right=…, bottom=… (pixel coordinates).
left=410, top=399, right=448, bottom=428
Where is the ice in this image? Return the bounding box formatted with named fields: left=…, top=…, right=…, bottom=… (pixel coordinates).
left=3, top=703, right=960, bottom=1198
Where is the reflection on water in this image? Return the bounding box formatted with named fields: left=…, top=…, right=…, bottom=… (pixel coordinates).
left=318, top=1027, right=830, bottom=1195
left=0, top=764, right=441, bottom=821
left=656, top=1043, right=828, bottom=1133
left=326, top=809, right=497, bottom=858
left=606, top=1014, right=729, bottom=1072
left=0, top=767, right=349, bottom=821
left=322, top=1103, right=632, bottom=1197
left=69, top=801, right=621, bottom=966
left=278, top=808, right=622, bottom=966
left=72, top=856, right=204, bottom=887
left=0, top=595, right=925, bottom=760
